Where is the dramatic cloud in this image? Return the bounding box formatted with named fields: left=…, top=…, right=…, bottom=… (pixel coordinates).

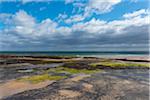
left=0, top=8, right=149, bottom=51
left=0, top=10, right=71, bottom=39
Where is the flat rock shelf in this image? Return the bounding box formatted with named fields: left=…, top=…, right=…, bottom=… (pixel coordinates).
left=0, top=55, right=149, bottom=100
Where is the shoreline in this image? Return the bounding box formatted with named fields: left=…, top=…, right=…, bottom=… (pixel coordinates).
left=1, top=54, right=150, bottom=62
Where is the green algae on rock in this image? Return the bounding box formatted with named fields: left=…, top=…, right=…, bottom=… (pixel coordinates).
left=46, top=67, right=101, bottom=74
left=90, top=62, right=150, bottom=69
left=18, top=74, right=67, bottom=83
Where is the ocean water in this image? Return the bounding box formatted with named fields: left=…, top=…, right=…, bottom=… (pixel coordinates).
left=0, top=51, right=149, bottom=58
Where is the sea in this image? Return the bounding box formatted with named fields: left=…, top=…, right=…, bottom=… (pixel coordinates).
left=0, top=51, right=149, bottom=58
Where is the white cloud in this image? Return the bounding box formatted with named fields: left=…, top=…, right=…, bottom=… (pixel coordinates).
left=73, top=2, right=86, bottom=7
left=35, top=18, right=58, bottom=36
left=56, top=13, right=68, bottom=23
left=85, top=0, right=121, bottom=14
left=62, top=12, right=148, bottom=51
left=65, top=0, right=122, bottom=23
left=0, top=10, right=71, bottom=38
left=123, top=9, right=148, bottom=19
left=0, top=9, right=149, bottom=50
left=12, top=10, right=36, bottom=37
left=65, top=14, right=85, bottom=24
left=1, top=9, right=148, bottom=37
left=56, top=27, right=71, bottom=36
left=58, top=13, right=68, bottom=19
left=64, top=0, right=122, bottom=24
left=72, top=18, right=107, bottom=35
left=71, top=9, right=149, bottom=38
left=14, top=10, right=36, bottom=27
left=65, top=0, right=74, bottom=4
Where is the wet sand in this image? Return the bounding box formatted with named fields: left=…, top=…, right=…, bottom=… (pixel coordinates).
left=0, top=80, right=54, bottom=99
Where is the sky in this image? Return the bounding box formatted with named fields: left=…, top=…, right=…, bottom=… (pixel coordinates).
left=0, top=0, right=149, bottom=51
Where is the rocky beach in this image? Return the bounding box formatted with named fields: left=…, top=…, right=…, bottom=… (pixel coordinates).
left=0, top=55, right=149, bottom=100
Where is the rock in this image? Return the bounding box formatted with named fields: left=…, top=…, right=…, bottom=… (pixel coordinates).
left=58, top=90, right=81, bottom=98
left=82, top=83, right=93, bottom=92
left=67, top=74, right=91, bottom=82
